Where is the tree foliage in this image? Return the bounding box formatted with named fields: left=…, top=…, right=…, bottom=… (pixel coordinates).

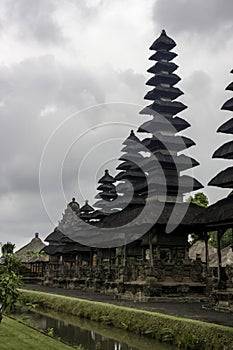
left=209, top=229, right=233, bottom=250
left=187, top=192, right=209, bottom=208
left=1, top=242, right=15, bottom=256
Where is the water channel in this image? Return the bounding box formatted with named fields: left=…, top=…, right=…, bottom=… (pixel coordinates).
left=24, top=308, right=177, bottom=350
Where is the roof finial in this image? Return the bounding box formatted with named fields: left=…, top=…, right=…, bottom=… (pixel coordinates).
left=130, top=130, right=134, bottom=135
left=72, top=197, right=75, bottom=202
left=162, top=29, right=166, bottom=35
left=85, top=199, right=88, bottom=204
left=105, top=169, right=109, bottom=174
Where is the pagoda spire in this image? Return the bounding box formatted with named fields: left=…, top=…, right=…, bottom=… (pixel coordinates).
left=138, top=30, right=203, bottom=202
left=208, top=69, right=233, bottom=189
left=93, top=169, right=118, bottom=213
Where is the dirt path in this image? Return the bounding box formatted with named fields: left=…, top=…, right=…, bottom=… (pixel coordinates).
left=24, top=284, right=233, bottom=327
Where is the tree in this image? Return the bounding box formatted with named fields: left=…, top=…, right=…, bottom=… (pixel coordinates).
left=0, top=253, right=23, bottom=313
left=187, top=192, right=209, bottom=245
left=187, top=192, right=209, bottom=208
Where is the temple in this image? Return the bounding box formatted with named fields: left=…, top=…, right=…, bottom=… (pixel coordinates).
left=38, top=30, right=212, bottom=300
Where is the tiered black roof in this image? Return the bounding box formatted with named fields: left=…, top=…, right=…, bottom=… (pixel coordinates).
left=114, top=130, right=147, bottom=208
left=209, top=69, right=233, bottom=189
left=138, top=30, right=202, bottom=201
left=93, top=170, right=118, bottom=213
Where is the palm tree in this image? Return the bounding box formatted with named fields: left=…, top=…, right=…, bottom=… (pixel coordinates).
left=1, top=242, right=15, bottom=256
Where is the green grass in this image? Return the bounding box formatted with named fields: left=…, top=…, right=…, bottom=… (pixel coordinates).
left=0, top=316, right=78, bottom=350
left=20, top=289, right=233, bottom=350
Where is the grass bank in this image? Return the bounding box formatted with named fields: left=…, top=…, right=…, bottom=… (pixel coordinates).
left=0, top=316, right=80, bottom=350
left=20, top=289, right=233, bottom=350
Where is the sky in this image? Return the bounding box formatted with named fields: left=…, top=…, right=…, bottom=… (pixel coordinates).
left=0, top=0, right=232, bottom=250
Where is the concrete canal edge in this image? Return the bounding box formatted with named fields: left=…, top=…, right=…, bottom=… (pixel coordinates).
left=20, top=289, right=233, bottom=350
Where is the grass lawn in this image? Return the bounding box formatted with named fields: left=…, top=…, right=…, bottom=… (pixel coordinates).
left=0, top=316, right=76, bottom=350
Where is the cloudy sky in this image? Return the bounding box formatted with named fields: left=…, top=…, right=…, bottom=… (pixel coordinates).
left=0, top=0, right=232, bottom=249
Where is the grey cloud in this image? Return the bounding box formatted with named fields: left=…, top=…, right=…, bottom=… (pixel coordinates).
left=153, top=0, right=233, bottom=36
left=2, top=0, right=64, bottom=44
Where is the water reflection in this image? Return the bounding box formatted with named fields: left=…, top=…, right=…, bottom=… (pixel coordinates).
left=26, top=310, right=176, bottom=350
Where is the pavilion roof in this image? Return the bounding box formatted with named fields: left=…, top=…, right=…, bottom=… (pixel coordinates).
left=196, top=193, right=233, bottom=229
left=43, top=243, right=91, bottom=256
left=100, top=201, right=205, bottom=232
left=15, top=233, right=47, bottom=262
left=45, top=228, right=74, bottom=243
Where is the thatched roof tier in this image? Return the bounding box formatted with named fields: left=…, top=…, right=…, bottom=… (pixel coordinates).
left=45, top=228, right=74, bottom=243
left=213, top=140, right=233, bottom=159
left=43, top=243, right=91, bottom=256
left=80, top=200, right=94, bottom=213
left=226, top=82, right=233, bottom=91
left=140, top=100, right=187, bottom=115
left=149, top=50, right=177, bottom=62
left=116, top=183, right=147, bottom=196
left=147, top=61, right=178, bottom=74
left=138, top=116, right=191, bottom=133
left=217, top=118, right=233, bottom=134
left=142, top=134, right=195, bottom=152
left=145, top=86, right=183, bottom=101
left=98, top=169, right=115, bottom=184
left=208, top=166, right=233, bottom=188
left=123, top=130, right=141, bottom=145
left=121, top=143, right=143, bottom=153
left=208, top=70, right=232, bottom=190
left=15, top=233, right=47, bottom=263
left=221, top=97, right=233, bottom=112
left=100, top=201, right=205, bottom=232
left=97, top=183, right=116, bottom=192
left=197, top=193, right=233, bottom=228
left=149, top=29, right=176, bottom=51
left=147, top=174, right=203, bottom=193
left=95, top=191, right=117, bottom=200
left=135, top=175, right=202, bottom=197
left=116, top=160, right=139, bottom=171
left=146, top=73, right=181, bottom=87
left=119, top=153, right=144, bottom=162
left=141, top=153, right=199, bottom=172
left=115, top=170, right=146, bottom=181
